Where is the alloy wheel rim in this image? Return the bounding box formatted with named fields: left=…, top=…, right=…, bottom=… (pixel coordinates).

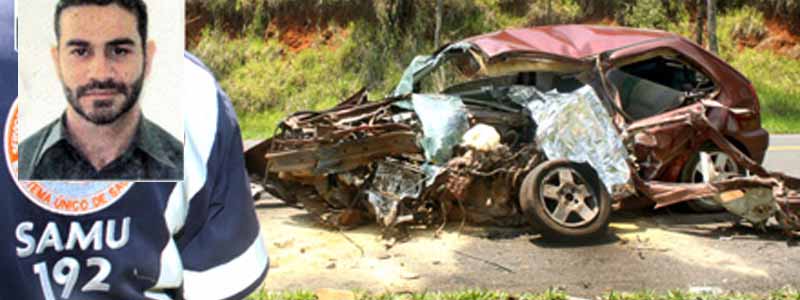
left=539, top=167, right=599, bottom=227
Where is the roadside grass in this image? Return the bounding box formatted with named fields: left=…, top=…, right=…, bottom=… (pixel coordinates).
left=244, top=288, right=800, bottom=300
left=729, top=48, right=800, bottom=134
left=238, top=110, right=284, bottom=140
left=194, top=25, right=369, bottom=139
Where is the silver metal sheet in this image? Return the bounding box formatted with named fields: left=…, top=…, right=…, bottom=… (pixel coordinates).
left=411, top=93, right=470, bottom=164
left=511, top=85, right=632, bottom=194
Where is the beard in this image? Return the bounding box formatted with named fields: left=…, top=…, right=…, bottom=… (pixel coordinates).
left=62, top=74, right=145, bottom=125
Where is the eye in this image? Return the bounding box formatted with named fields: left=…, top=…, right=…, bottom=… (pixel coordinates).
left=111, top=47, right=130, bottom=57
left=70, top=48, right=89, bottom=57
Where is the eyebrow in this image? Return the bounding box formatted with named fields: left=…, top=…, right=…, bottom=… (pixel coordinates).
left=106, top=38, right=136, bottom=47
left=63, top=38, right=136, bottom=48
left=65, top=39, right=90, bottom=48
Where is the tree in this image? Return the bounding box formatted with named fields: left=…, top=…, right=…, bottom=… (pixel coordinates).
left=435, top=0, right=443, bottom=48
left=706, top=0, right=718, bottom=53
left=694, top=0, right=704, bottom=46
left=387, top=0, right=415, bottom=33
left=433, top=0, right=445, bottom=91
left=626, top=0, right=669, bottom=30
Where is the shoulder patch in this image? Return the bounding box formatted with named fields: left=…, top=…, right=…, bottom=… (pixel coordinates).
left=5, top=99, right=132, bottom=215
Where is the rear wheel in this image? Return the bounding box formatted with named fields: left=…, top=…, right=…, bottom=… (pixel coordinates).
left=680, top=148, right=743, bottom=212
left=519, top=160, right=611, bottom=239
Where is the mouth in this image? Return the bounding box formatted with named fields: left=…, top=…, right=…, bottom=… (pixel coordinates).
left=80, top=90, right=122, bottom=102
left=83, top=89, right=120, bottom=97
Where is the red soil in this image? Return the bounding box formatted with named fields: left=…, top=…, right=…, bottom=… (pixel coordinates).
left=756, top=19, right=799, bottom=57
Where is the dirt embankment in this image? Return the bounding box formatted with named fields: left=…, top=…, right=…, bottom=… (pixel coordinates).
left=186, top=1, right=375, bottom=52
left=756, top=20, right=800, bottom=58
left=186, top=2, right=800, bottom=58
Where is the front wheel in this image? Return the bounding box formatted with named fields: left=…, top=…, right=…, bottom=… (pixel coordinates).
left=519, top=160, right=611, bottom=239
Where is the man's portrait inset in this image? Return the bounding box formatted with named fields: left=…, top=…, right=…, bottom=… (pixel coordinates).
left=18, top=0, right=184, bottom=181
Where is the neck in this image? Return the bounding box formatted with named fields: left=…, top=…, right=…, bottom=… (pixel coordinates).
left=65, top=106, right=141, bottom=171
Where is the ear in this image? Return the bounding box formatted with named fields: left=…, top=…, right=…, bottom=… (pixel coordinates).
left=51, top=46, right=62, bottom=80
left=144, top=40, right=156, bottom=78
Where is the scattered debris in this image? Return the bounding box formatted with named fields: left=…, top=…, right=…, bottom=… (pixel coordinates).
left=453, top=250, right=514, bottom=273
left=337, top=230, right=365, bottom=257
left=273, top=238, right=295, bottom=249
left=400, top=271, right=420, bottom=280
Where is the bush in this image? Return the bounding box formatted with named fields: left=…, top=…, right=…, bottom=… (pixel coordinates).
left=524, top=0, right=582, bottom=26
left=623, top=0, right=670, bottom=30
left=192, top=28, right=280, bottom=79
left=728, top=6, right=767, bottom=44
left=716, top=5, right=769, bottom=59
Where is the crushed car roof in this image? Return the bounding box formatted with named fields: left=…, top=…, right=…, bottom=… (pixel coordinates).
left=464, top=25, right=678, bottom=60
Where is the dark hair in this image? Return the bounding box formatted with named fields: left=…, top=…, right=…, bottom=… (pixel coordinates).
left=54, top=0, right=148, bottom=46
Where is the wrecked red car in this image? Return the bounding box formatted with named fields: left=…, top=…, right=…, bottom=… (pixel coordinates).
left=246, top=25, right=798, bottom=239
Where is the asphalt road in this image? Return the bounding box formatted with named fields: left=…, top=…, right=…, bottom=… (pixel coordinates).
left=252, top=135, right=800, bottom=296
left=763, top=134, right=800, bottom=177
left=256, top=200, right=799, bottom=297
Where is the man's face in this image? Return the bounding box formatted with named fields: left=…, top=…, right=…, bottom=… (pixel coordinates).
left=52, top=4, right=154, bottom=125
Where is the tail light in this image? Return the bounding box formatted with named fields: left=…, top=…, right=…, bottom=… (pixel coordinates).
left=729, top=82, right=761, bottom=131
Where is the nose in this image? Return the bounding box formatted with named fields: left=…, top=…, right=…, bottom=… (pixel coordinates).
left=87, top=55, right=116, bottom=82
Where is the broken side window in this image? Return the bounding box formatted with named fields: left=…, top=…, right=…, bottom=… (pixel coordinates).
left=609, top=55, right=716, bottom=120
left=620, top=56, right=714, bottom=92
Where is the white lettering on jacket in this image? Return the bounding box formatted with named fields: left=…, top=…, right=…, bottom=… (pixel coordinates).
left=15, top=218, right=131, bottom=258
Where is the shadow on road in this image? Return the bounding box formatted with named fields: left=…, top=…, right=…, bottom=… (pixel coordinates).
left=528, top=234, right=621, bottom=248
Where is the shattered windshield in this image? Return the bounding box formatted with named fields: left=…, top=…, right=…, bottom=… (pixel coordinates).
left=392, top=42, right=480, bottom=96
left=417, top=54, right=484, bottom=94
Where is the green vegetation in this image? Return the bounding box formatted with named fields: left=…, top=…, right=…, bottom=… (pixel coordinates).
left=727, top=6, right=767, bottom=43
left=242, top=288, right=800, bottom=300
left=193, top=27, right=359, bottom=114
left=730, top=48, right=800, bottom=133
left=188, top=1, right=800, bottom=139
left=623, top=0, right=670, bottom=30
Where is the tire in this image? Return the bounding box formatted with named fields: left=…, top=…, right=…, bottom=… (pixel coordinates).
left=679, top=147, right=744, bottom=212
left=519, top=160, right=611, bottom=239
